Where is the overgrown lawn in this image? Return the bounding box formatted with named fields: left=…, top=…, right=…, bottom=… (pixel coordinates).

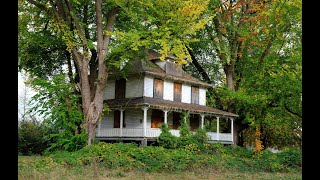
left=18, top=142, right=302, bottom=179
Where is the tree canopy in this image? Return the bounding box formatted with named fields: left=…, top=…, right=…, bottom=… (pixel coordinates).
left=18, top=0, right=302, bottom=150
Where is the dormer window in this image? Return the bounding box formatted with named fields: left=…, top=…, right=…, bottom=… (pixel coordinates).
left=154, top=78, right=163, bottom=99
left=191, top=86, right=199, bottom=104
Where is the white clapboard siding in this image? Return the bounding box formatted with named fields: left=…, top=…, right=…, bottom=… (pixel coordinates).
left=100, top=111, right=114, bottom=128
left=124, top=109, right=152, bottom=128
left=124, top=109, right=143, bottom=128
left=143, top=76, right=154, bottom=97
left=126, top=78, right=144, bottom=98
left=199, top=88, right=206, bottom=106
left=181, top=84, right=191, bottom=103
left=104, top=80, right=115, bottom=100
left=163, top=80, right=174, bottom=101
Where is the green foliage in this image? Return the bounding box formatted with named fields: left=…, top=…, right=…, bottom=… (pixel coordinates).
left=192, top=128, right=209, bottom=150
left=18, top=119, right=49, bottom=155
left=182, top=0, right=302, bottom=149
left=45, top=131, right=87, bottom=153
left=157, top=123, right=178, bottom=149
left=276, top=147, right=302, bottom=169
left=110, top=0, right=213, bottom=64
left=18, top=30, right=68, bottom=79
left=177, top=112, right=196, bottom=148
left=29, top=74, right=86, bottom=152
left=22, top=143, right=301, bottom=174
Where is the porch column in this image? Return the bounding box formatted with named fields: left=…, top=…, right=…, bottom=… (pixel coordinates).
left=141, top=106, right=149, bottom=137
left=231, top=117, right=234, bottom=143
left=120, top=109, right=124, bottom=137
left=200, top=114, right=205, bottom=129
left=163, top=110, right=168, bottom=124
left=216, top=116, right=220, bottom=141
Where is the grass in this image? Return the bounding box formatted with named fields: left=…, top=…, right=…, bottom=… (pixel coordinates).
left=18, top=156, right=302, bottom=180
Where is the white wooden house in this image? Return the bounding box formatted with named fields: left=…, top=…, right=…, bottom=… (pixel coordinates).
left=96, top=50, right=238, bottom=145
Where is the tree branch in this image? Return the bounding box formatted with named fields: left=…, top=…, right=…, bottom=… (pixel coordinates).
left=186, top=46, right=212, bottom=83
left=284, top=102, right=302, bottom=118
left=27, top=0, right=48, bottom=12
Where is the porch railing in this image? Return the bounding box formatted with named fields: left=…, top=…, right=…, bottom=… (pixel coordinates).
left=97, top=128, right=232, bottom=142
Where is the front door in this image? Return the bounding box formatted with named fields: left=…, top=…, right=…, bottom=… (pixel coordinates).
left=151, top=109, right=163, bottom=128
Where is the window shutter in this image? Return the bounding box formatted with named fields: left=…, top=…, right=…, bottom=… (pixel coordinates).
left=191, top=86, right=199, bottom=104
left=174, top=82, right=182, bottom=102
left=153, top=79, right=163, bottom=99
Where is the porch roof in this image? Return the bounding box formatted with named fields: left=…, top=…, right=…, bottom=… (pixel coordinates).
left=104, top=97, right=238, bottom=118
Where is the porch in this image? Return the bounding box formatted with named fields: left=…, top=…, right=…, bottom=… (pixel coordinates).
left=96, top=128, right=234, bottom=144
left=99, top=97, right=238, bottom=145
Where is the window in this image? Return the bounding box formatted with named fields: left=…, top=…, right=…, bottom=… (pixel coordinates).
left=191, top=86, right=199, bottom=104
left=153, top=79, right=163, bottom=99
left=174, top=82, right=182, bottom=102
left=115, top=78, right=126, bottom=99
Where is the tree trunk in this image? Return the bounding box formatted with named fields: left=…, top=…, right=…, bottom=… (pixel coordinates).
left=223, top=63, right=235, bottom=91
left=223, top=62, right=242, bottom=145
left=83, top=1, right=117, bottom=145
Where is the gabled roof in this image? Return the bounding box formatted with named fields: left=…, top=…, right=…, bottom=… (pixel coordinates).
left=109, top=50, right=213, bottom=88
left=104, top=97, right=238, bottom=118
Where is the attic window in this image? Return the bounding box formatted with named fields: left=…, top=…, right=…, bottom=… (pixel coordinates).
left=153, top=78, right=163, bottom=99
left=191, top=86, right=199, bottom=104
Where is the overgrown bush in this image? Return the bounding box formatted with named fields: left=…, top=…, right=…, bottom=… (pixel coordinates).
left=22, top=142, right=301, bottom=174
left=18, top=119, right=49, bottom=155
left=44, top=131, right=87, bottom=153
left=157, top=123, right=177, bottom=149
left=193, top=128, right=209, bottom=150
left=276, top=147, right=302, bottom=168
left=177, top=112, right=196, bottom=148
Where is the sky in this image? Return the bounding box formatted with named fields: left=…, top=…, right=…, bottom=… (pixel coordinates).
left=18, top=72, right=25, bottom=95
left=18, top=72, right=38, bottom=121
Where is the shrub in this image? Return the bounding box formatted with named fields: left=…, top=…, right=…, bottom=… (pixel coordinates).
left=45, top=131, right=87, bottom=153
left=18, top=119, right=49, bottom=155
left=193, top=128, right=209, bottom=150
left=157, top=123, right=178, bottom=149
left=177, top=112, right=196, bottom=148
left=203, top=143, right=225, bottom=154
left=276, top=147, right=302, bottom=168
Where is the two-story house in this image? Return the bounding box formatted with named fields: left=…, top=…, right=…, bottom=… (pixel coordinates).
left=96, top=49, right=238, bottom=145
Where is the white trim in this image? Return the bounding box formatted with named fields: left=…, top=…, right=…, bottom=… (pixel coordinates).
left=200, top=114, right=205, bottom=129
left=163, top=110, right=168, bottom=124
left=120, top=109, right=124, bottom=137
left=141, top=106, right=149, bottom=137
left=231, top=117, right=234, bottom=143
left=216, top=116, right=220, bottom=141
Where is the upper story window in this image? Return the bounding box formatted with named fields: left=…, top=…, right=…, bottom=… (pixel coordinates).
left=115, top=78, right=126, bottom=99
left=153, top=78, right=163, bottom=99
left=174, top=82, right=182, bottom=102
left=191, top=86, right=199, bottom=104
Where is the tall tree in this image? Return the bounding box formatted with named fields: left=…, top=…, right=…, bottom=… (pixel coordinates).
left=184, top=0, right=301, bottom=146
left=20, top=0, right=212, bottom=145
